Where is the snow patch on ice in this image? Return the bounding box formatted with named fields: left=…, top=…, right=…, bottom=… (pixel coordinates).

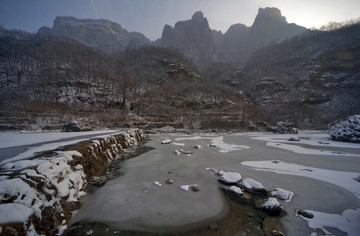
left=154, top=181, right=162, bottom=186
left=175, top=136, right=206, bottom=141
left=175, top=135, right=249, bottom=153
left=301, top=208, right=360, bottom=236
left=266, top=142, right=360, bottom=157
left=211, top=136, right=249, bottom=153
left=172, top=142, right=185, bottom=147
left=271, top=188, right=294, bottom=202
left=251, top=131, right=360, bottom=149
left=241, top=160, right=360, bottom=198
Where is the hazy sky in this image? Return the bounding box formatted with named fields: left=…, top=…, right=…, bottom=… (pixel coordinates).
left=1, top=0, right=359, bottom=40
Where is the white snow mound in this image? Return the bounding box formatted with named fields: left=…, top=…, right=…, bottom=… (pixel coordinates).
left=219, top=172, right=242, bottom=184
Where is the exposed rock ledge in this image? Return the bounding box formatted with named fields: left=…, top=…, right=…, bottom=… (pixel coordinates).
left=0, top=129, right=146, bottom=236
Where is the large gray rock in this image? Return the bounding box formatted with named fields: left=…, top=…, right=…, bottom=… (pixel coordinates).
left=328, top=115, right=360, bottom=143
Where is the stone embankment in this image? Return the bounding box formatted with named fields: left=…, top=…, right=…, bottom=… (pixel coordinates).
left=0, top=129, right=146, bottom=236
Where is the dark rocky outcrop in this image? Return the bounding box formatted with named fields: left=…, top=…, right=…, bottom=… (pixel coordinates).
left=297, top=210, right=314, bottom=219
left=328, top=115, right=360, bottom=143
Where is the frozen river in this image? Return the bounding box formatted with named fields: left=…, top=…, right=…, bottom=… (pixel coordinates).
left=0, top=130, right=119, bottom=164
left=71, top=131, right=360, bottom=236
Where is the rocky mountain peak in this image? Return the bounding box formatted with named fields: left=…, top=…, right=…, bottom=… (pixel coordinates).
left=224, top=23, right=249, bottom=37
left=254, top=7, right=287, bottom=25
left=159, top=11, right=215, bottom=64
left=191, top=11, right=205, bottom=22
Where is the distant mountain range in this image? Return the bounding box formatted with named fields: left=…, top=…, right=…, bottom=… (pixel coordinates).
left=0, top=7, right=359, bottom=130
left=158, top=8, right=307, bottom=65
left=41, top=8, right=307, bottom=66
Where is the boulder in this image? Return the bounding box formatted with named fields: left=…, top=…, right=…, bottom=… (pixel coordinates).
left=238, top=178, right=267, bottom=194
left=161, top=139, right=172, bottom=144
left=219, top=171, right=242, bottom=185
left=271, top=122, right=298, bottom=134
left=229, top=185, right=243, bottom=195
left=261, top=197, right=284, bottom=216
left=165, top=179, right=174, bottom=184
left=328, top=115, right=360, bottom=143
left=62, top=121, right=92, bottom=132
left=297, top=210, right=314, bottom=219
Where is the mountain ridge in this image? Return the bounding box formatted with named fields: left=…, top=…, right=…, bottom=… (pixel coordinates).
left=49, top=16, right=151, bottom=53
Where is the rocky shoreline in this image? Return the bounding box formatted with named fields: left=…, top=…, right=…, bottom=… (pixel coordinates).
left=0, top=129, right=146, bottom=236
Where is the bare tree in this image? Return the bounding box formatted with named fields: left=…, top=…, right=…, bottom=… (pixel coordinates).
left=116, top=74, right=137, bottom=107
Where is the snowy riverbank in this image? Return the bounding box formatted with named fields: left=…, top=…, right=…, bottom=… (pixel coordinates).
left=0, top=129, right=146, bottom=235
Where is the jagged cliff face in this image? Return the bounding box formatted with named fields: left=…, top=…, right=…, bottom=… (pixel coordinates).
left=50, top=16, right=150, bottom=53
left=249, top=7, right=306, bottom=51
left=213, top=7, right=307, bottom=65
left=159, top=11, right=216, bottom=64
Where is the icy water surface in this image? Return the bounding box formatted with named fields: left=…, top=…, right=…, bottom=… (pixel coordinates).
left=68, top=131, right=360, bottom=236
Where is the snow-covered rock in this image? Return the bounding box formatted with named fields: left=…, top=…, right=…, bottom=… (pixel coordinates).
left=271, top=188, right=294, bottom=202
left=230, top=186, right=243, bottom=195
left=261, top=197, right=283, bottom=215
left=161, top=139, right=172, bottom=144
left=165, top=179, right=174, bottom=184
left=239, top=178, right=267, bottom=194
left=180, top=184, right=198, bottom=191
left=219, top=171, right=242, bottom=184
left=328, top=115, right=360, bottom=143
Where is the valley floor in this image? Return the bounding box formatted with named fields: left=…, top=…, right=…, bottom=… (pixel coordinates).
left=71, top=131, right=360, bottom=236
